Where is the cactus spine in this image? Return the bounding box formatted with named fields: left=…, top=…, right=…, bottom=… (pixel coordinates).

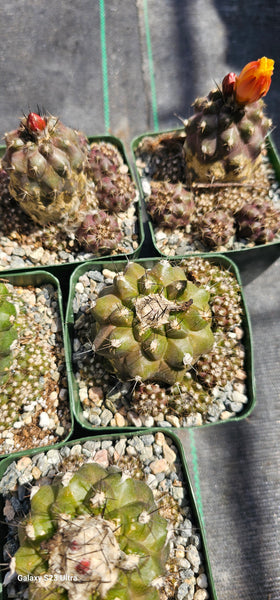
left=91, top=261, right=214, bottom=385
left=0, top=283, right=17, bottom=384
left=12, top=463, right=169, bottom=600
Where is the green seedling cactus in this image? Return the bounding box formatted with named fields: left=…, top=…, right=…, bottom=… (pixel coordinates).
left=91, top=261, right=214, bottom=385
left=146, top=181, right=194, bottom=229
left=2, top=113, right=91, bottom=227
left=0, top=283, right=17, bottom=384
left=184, top=58, right=274, bottom=183
left=10, top=462, right=169, bottom=600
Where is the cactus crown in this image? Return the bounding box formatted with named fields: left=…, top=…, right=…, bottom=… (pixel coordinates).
left=13, top=462, right=169, bottom=600
left=184, top=87, right=271, bottom=184
left=0, top=283, right=17, bottom=384
left=2, top=113, right=88, bottom=226
left=92, top=261, right=214, bottom=385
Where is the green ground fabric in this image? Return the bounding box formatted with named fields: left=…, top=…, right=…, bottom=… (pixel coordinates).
left=0, top=2, right=280, bottom=598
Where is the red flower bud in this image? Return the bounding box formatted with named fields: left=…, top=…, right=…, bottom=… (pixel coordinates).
left=75, top=558, right=91, bottom=575
left=26, top=112, right=46, bottom=133
left=222, top=72, right=237, bottom=97
left=235, top=57, right=274, bottom=104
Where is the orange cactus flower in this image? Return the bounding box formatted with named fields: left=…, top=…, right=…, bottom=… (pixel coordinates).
left=235, top=57, right=274, bottom=104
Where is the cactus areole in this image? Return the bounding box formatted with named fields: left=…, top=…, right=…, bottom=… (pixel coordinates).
left=184, top=57, right=274, bottom=183
left=11, top=463, right=169, bottom=600
left=92, top=261, right=214, bottom=385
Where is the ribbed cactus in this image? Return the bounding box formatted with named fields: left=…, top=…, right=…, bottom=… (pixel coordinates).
left=76, top=211, right=123, bottom=254
left=235, top=201, right=280, bottom=244
left=184, top=58, right=274, bottom=184
left=0, top=284, right=17, bottom=384
left=2, top=113, right=90, bottom=227
left=91, top=261, right=214, bottom=385
left=13, top=463, right=169, bottom=600
left=196, top=210, right=235, bottom=248
left=146, top=181, right=194, bottom=229
left=87, top=142, right=136, bottom=213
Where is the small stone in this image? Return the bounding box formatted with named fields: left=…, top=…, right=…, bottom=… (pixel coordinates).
left=194, top=590, right=209, bottom=600
left=114, top=412, right=126, bottom=427
left=127, top=411, right=142, bottom=427
left=165, top=414, right=180, bottom=427
left=185, top=544, right=201, bottom=572
left=162, top=442, right=177, bottom=464
left=32, top=466, right=42, bottom=480
left=220, top=410, right=232, bottom=420
left=39, top=412, right=50, bottom=428
left=155, top=432, right=165, bottom=446
left=197, top=573, right=208, bottom=589
left=94, top=449, right=109, bottom=467
left=17, top=456, right=32, bottom=471
left=149, top=458, right=168, bottom=475
left=232, top=390, right=248, bottom=404
left=115, top=439, right=126, bottom=457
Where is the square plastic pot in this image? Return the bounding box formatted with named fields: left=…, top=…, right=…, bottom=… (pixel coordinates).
left=0, top=429, right=218, bottom=600
left=0, top=269, right=74, bottom=459
left=131, top=129, right=280, bottom=284
left=64, top=254, right=255, bottom=433
left=0, top=135, right=144, bottom=276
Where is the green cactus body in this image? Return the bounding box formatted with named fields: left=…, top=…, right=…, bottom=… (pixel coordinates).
left=184, top=90, right=271, bottom=183
left=92, top=261, right=214, bottom=385
left=13, top=463, right=169, bottom=600
left=2, top=114, right=89, bottom=226
left=0, top=283, right=17, bottom=383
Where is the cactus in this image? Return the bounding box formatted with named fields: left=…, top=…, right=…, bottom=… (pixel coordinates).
left=12, top=462, right=169, bottom=600
left=76, top=211, right=123, bottom=254
left=184, top=58, right=274, bottom=184
left=146, top=181, right=194, bottom=229
left=235, top=201, right=280, bottom=244
left=0, top=284, right=17, bottom=384
left=2, top=112, right=91, bottom=227
left=91, top=261, right=214, bottom=385
left=195, top=209, right=236, bottom=248
left=87, top=142, right=136, bottom=213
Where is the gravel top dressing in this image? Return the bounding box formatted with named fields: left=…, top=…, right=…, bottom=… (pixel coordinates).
left=0, top=281, right=71, bottom=456
left=1, top=433, right=212, bottom=600
left=135, top=132, right=280, bottom=256
left=70, top=257, right=250, bottom=429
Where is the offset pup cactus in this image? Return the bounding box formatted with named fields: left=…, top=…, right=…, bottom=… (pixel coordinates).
left=184, top=57, right=274, bottom=183
left=92, top=261, right=214, bottom=385
left=10, top=463, right=169, bottom=600
left=0, top=283, right=17, bottom=384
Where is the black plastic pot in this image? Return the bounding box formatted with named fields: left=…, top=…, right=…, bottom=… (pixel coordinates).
left=131, top=129, right=280, bottom=284
left=65, top=255, right=255, bottom=433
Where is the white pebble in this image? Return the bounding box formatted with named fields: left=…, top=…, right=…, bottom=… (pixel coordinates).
left=39, top=412, right=50, bottom=428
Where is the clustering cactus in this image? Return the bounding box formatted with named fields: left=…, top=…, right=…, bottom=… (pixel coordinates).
left=11, top=462, right=169, bottom=600
left=76, top=211, right=123, bottom=254
left=184, top=58, right=274, bottom=184
left=2, top=113, right=90, bottom=227
left=146, top=181, right=194, bottom=229
left=87, top=142, right=136, bottom=213
left=0, top=283, right=17, bottom=384
left=235, top=200, right=280, bottom=243
left=91, top=261, right=214, bottom=385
